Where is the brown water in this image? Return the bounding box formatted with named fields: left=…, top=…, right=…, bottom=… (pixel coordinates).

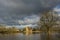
left=0, top=32, right=60, bottom=40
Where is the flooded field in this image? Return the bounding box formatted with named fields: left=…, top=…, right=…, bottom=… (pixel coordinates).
left=0, top=32, right=60, bottom=40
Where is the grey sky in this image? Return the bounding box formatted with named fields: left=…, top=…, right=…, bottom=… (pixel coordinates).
left=0, top=0, right=60, bottom=26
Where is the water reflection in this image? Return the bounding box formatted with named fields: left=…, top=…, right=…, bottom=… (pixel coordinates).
left=40, top=32, right=60, bottom=40
left=0, top=32, right=60, bottom=40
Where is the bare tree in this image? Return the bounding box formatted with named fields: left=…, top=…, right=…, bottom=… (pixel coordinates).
left=39, top=10, right=58, bottom=40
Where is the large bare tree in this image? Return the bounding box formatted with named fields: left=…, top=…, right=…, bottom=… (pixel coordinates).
left=39, top=10, right=58, bottom=40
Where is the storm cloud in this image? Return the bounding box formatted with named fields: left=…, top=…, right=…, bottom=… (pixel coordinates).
left=0, top=0, right=60, bottom=25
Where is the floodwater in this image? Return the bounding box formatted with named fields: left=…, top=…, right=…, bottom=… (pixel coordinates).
left=0, top=32, right=60, bottom=40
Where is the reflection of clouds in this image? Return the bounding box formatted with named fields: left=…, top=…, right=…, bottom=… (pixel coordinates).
left=18, top=15, right=40, bottom=24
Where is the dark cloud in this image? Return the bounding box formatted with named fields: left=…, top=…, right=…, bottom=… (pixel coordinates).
left=0, top=0, right=60, bottom=25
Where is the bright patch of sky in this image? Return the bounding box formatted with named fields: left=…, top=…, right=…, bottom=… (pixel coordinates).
left=53, top=5, right=60, bottom=16
left=54, top=5, right=60, bottom=12
left=18, top=15, right=40, bottom=25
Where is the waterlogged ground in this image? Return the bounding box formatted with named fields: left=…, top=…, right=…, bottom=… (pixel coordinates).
left=0, top=32, right=60, bottom=40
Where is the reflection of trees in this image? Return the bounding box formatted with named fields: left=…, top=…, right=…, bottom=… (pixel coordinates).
left=38, top=10, right=58, bottom=40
